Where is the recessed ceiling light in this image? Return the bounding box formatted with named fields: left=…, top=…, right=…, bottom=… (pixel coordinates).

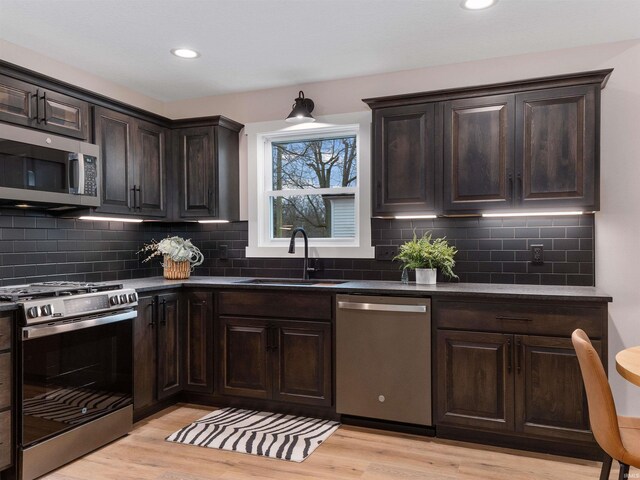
left=461, top=0, right=497, bottom=10
left=170, top=48, right=200, bottom=59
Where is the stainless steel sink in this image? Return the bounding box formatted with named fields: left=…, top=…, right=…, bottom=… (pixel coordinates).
left=235, top=278, right=347, bottom=286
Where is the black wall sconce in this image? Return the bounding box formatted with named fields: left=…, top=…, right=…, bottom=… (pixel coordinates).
left=285, top=91, right=315, bottom=123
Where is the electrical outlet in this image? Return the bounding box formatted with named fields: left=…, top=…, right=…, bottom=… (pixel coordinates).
left=531, top=244, right=544, bottom=265
left=375, top=245, right=398, bottom=261
left=219, top=244, right=228, bottom=260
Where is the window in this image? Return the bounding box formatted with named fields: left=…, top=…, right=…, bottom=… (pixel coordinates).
left=246, top=112, right=374, bottom=258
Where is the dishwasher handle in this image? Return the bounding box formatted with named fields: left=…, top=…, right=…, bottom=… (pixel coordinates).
left=337, top=301, right=427, bottom=314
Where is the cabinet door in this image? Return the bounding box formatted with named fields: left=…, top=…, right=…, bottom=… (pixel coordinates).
left=134, top=119, right=167, bottom=217
left=38, top=88, right=89, bottom=140
left=443, top=94, right=515, bottom=213
left=177, top=127, right=217, bottom=218
left=94, top=107, right=136, bottom=215
left=219, top=317, right=271, bottom=399
left=0, top=75, right=36, bottom=128
left=515, top=85, right=597, bottom=210
left=436, top=330, right=514, bottom=431
left=272, top=320, right=331, bottom=407
left=515, top=335, right=600, bottom=442
left=185, top=291, right=213, bottom=393
left=0, top=410, right=11, bottom=471
left=157, top=292, right=183, bottom=400
left=133, top=296, right=156, bottom=413
left=372, top=104, right=437, bottom=216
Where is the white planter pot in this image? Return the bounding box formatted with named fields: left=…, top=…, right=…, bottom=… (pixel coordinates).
left=415, top=268, right=437, bottom=285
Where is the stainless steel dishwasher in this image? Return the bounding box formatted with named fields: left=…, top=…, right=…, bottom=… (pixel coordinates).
left=336, top=295, right=432, bottom=426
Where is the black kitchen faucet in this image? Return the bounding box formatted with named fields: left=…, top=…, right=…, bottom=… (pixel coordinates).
left=288, top=227, right=310, bottom=280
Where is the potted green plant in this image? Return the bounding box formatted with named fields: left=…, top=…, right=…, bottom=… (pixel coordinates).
left=139, top=236, right=204, bottom=279
left=394, top=232, right=458, bottom=284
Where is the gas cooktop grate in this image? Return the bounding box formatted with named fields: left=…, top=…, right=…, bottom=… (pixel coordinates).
left=0, top=282, right=123, bottom=302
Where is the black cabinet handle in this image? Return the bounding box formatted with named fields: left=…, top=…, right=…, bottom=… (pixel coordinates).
left=508, top=173, right=513, bottom=200
left=516, top=338, right=523, bottom=374
left=160, top=298, right=167, bottom=326
left=266, top=325, right=272, bottom=351
left=42, top=91, right=48, bottom=124
left=130, top=185, right=137, bottom=210
left=506, top=338, right=512, bottom=374
left=516, top=173, right=523, bottom=200
left=147, top=299, right=156, bottom=327
left=27, top=92, right=33, bottom=119
left=271, top=326, right=278, bottom=352
left=35, top=89, right=40, bottom=124
left=136, top=186, right=141, bottom=211
left=496, top=315, right=531, bottom=322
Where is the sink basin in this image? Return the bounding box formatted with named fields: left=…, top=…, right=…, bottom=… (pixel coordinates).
left=235, top=278, right=347, bottom=286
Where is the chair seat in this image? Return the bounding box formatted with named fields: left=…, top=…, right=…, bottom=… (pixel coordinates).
left=618, top=415, right=640, bottom=468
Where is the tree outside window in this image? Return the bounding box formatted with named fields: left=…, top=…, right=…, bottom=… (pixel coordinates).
left=270, top=135, right=357, bottom=239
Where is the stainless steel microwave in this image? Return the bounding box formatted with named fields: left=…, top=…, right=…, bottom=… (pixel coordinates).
left=0, top=123, right=100, bottom=209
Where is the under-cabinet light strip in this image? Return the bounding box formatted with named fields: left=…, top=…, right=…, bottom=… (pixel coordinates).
left=393, top=215, right=437, bottom=220
left=482, top=211, right=584, bottom=218
left=197, top=220, right=230, bottom=224
left=78, top=216, right=144, bottom=223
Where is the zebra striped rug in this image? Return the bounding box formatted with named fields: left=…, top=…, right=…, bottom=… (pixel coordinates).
left=166, top=407, right=340, bottom=462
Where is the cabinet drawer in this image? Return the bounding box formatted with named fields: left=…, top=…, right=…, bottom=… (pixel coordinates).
left=0, top=409, right=11, bottom=470
left=219, top=291, right=332, bottom=321
left=434, top=299, right=605, bottom=337
left=0, top=354, right=11, bottom=410
left=0, top=315, right=10, bottom=351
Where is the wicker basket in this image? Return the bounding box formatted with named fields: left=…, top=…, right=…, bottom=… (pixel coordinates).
left=163, top=256, right=191, bottom=279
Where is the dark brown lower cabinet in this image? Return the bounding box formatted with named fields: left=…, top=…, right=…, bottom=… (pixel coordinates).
left=157, top=292, right=183, bottom=400
left=184, top=291, right=214, bottom=393
left=437, top=330, right=600, bottom=443
left=436, top=330, right=514, bottom=432
left=0, top=313, right=12, bottom=473
left=220, top=317, right=271, bottom=399
left=435, top=297, right=608, bottom=454
left=133, top=295, right=157, bottom=413
left=219, top=316, right=332, bottom=407
left=514, top=335, right=599, bottom=442
left=273, top=320, right=331, bottom=407
left=133, top=291, right=184, bottom=418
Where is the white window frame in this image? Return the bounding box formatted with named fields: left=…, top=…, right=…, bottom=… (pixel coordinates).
left=245, top=111, right=374, bottom=259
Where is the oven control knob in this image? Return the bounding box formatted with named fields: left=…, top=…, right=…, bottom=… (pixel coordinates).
left=109, top=295, right=120, bottom=305
left=41, top=304, right=54, bottom=316
left=119, top=294, right=128, bottom=304
left=27, top=306, right=40, bottom=318
left=128, top=293, right=137, bottom=303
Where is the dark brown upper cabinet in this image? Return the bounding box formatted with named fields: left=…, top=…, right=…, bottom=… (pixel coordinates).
left=515, top=85, right=597, bottom=211
left=0, top=73, right=89, bottom=140
left=371, top=103, right=437, bottom=217
left=173, top=117, right=243, bottom=221
left=443, top=95, right=515, bottom=212
left=94, top=107, right=168, bottom=218
left=364, top=69, right=612, bottom=216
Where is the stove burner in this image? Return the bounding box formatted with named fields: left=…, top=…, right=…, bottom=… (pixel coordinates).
left=0, top=282, right=123, bottom=302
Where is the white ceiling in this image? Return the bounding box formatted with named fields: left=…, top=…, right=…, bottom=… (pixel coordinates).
left=1, top=0, right=640, bottom=102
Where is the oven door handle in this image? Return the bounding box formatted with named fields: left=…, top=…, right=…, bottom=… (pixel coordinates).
left=22, top=310, right=136, bottom=341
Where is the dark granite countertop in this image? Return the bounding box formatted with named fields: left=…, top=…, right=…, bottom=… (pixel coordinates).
left=0, top=277, right=612, bottom=313
left=119, top=276, right=612, bottom=302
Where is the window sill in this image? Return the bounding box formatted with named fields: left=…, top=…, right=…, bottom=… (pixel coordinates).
left=245, top=245, right=375, bottom=259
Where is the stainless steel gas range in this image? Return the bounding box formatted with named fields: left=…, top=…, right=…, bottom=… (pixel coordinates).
left=0, top=281, right=137, bottom=480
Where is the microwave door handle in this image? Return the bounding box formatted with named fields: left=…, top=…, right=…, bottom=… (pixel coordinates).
left=76, top=153, right=85, bottom=195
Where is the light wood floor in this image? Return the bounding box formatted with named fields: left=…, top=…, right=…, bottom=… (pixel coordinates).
left=42, top=404, right=634, bottom=480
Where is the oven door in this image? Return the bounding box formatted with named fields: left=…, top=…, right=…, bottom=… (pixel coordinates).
left=20, top=310, right=134, bottom=448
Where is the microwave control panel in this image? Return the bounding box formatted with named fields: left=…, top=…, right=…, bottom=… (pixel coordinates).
left=84, top=156, right=98, bottom=196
